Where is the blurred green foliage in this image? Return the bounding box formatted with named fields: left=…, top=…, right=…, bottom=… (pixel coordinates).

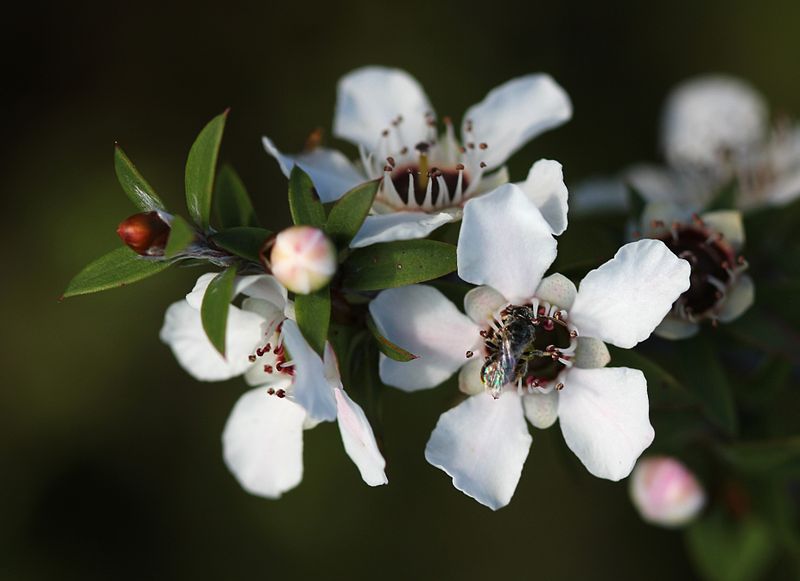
left=3, top=0, right=800, bottom=579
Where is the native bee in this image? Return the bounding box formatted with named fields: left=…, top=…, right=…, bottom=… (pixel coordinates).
left=480, top=305, right=543, bottom=398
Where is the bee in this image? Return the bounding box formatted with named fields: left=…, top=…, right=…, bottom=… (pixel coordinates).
left=481, top=305, right=545, bottom=398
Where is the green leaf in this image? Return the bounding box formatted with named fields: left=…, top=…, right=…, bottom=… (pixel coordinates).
left=342, top=240, right=457, bottom=291
left=215, top=163, right=260, bottom=229
left=200, top=267, right=237, bottom=357
left=185, top=110, right=228, bottom=230
left=288, top=166, right=326, bottom=228
left=210, top=227, right=272, bottom=263
left=114, top=144, right=166, bottom=211
left=163, top=215, right=196, bottom=258
left=676, top=335, right=738, bottom=436
left=366, top=315, right=418, bottom=362
left=294, top=287, right=330, bottom=356
left=62, top=247, right=170, bottom=298
left=707, top=180, right=738, bottom=211
left=722, top=436, right=800, bottom=473
left=686, top=511, right=775, bottom=581
left=324, top=180, right=380, bottom=248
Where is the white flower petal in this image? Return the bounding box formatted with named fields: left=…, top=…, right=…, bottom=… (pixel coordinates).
left=281, top=320, right=337, bottom=422
left=160, top=301, right=264, bottom=382
left=425, top=392, right=531, bottom=510
left=558, top=367, right=654, bottom=480
left=523, top=391, right=559, bottom=429
left=701, top=210, right=745, bottom=252
left=535, top=273, right=577, bottom=310
left=458, top=358, right=485, bottom=396
left=185, top=272, right=219, bottom=309
left=516, top=159, right=569, bottom=235
left=333, top=66, right=434, bottom=151
left=222, top=388, right=306, bottom=498
left=654, top=316, right=700, bottom=340
left=474, top=166, right=510, bottom=194
left=573, top=336, right=611, bottom=369
left=349, top=211, right=455, bottom=248
left=462, top=74, right=572, bottom=170
left=458, top=184, right=557, bottom=303
left=262, top=136, right=364, bottom=203
left=718, top=274, right=755, bottom=323
left=464, top=285, right=508, bottom=325
left=662, top=75, right=768, bottom=169
left=237, top=275, right=288, bottom=309
left=334, top=388, right=388, bottom=487
left=571, top=240, right=691, bottom=348
left=369, top=285, right=480, bottom=391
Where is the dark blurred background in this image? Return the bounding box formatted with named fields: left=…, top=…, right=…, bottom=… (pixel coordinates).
left=3, top=1, right=799, bottom=579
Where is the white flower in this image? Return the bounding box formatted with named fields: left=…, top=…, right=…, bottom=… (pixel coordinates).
left=369, top=184, right=690, bottom=509
left=573, top=75, right=800, bottom=213
left=629, top=456, right=706, bottom=528
left=270, top=226, right=337, bottom=294
left=263, top=66, right=572, bottom=247
left=638, top=202, right=754, bottom=339
left=160, top=273, right=386, bottom=497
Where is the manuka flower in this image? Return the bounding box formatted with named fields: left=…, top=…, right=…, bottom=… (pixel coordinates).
left=629, top=75, right=800, bottom=212
left=160, top=273, right=386, bottom=497
left=369, top=184, right=690, bottom=509
left=637, top=203, right=754, bottom=339
left=263, top=66, right=572, bottom=247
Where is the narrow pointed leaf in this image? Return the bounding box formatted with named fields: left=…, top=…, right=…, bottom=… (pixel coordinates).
left=210, top=227, right=272, bottom=263
left=186, top=111, right=228, bottom=230
left=366, top=315, right=418, bottom=362
left=200, top=267, right=237, bottom=356
left=114, top=144, right=166, bottom=211
left=164, top=215, right=196, bottom=258
left=288, top=166, right=326, bottom=228
left=63, top=247, right=170, bottom=298
left=341, top=240, right=457, bottom=291
left=215, top=163, right=260, bottom=228
left=722, top=436, right=800, bottom=473
left=294, top=286, right=330, bottom=356
left=324, top=179, right=380, bottom=249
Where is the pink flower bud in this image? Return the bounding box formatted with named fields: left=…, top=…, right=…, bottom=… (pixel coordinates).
left=629, top=456, right=706, bottom=528
left=117, top=211, right=171, bottom=256
left=270, top=226, right=336, bottom=294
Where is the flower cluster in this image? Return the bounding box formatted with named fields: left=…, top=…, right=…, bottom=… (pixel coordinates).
left=65, top=66, right=800, bottom=575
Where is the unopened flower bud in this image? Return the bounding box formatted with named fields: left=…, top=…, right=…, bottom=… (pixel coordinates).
left=270, top=226, right=336, bottom=294
left=629, top=456, right=706, bottom=528
left=117, top=211, right=171, bottom=256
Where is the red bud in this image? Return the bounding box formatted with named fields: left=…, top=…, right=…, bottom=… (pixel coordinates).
left=117, top=211, right=171, bottom=256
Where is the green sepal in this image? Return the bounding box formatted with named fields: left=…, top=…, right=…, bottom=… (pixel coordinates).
left=200, top=267, right=237, bottom=357
left=722, top=436, right=800, bottom=473
left=62, top=247, right=170, bottom=299
left=366, top=315, right=418, bottom=362
left=288, top=166, right=326, bottom=228
left=215, top=163, right=260, bottom=229
left=210, top=227, right=272, bottom=263
left=164, top=215, right=196, bottom=258
left=186, top=110, right=228, bottom=230
left=294, top=286, right=330, bottom=356
left=114, top=144, right=166, bottom=211
left=324, top=180, right=380, bottom=249
left=341, top=240, right=457, bottom=291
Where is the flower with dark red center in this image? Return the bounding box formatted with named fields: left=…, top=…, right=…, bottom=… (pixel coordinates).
left=262, top=66, right=572, bottom=247
left=638, top=204, right=754, bottom=339
left=159, top=272, right=387, bottom=498
left=369, top=184, right=691, bottom=509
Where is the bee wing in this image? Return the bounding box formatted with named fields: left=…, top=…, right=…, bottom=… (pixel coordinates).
left=499, top=333, right=518, bottom=378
